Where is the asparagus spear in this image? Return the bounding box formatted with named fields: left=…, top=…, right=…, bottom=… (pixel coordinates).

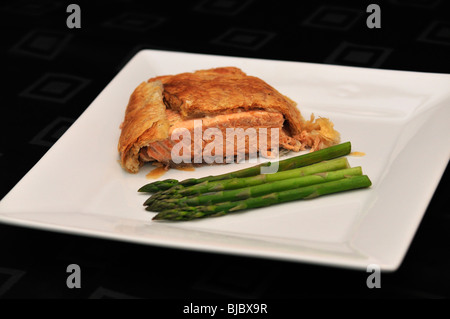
left=152, top=175, right=372, bottom=221
left=138, top=141, right=352, bottom=193
left=144, top=157, right=350, bottom=206
left=147, top=167, right=362, bottom=212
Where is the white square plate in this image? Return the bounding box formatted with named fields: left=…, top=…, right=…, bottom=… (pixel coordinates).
left=1, top=50, right=449, bottom=271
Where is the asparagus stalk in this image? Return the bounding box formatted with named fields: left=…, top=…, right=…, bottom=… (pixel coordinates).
left=138, top=141, right=351, bottom=192
left=147, top=167, right=362, bottom=212
left=144, top=157, right=350, bottom=206
left=152, top=175, right=372, bottom=221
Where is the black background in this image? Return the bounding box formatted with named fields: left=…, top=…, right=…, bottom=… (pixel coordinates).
left=0, top=0, right=449, bottom=302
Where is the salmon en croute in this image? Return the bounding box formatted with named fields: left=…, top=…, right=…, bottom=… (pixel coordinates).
left=118, top=67, right=340, bottom=173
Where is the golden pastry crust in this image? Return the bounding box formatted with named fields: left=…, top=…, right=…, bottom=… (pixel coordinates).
left=149, top=67, right=306, bottom=136
left=118, top=67, right=340, bottom=173
left=118, top=80, right=169, bottom=173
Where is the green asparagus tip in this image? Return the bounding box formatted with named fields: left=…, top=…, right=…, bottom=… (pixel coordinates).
left=152, top=214, right=164, bottom=220
left=143, top=195, right=157, bottom=206
left=138, top=179, right=179, bottom=193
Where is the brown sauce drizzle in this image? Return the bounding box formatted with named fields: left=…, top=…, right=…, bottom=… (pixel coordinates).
left=146, top=166, right=169, bottom=179
left=175, top=167, right=196, bottom=172
left=145, top=166, right=195, bottom=179
left=349, top=151, right=366, bottom=157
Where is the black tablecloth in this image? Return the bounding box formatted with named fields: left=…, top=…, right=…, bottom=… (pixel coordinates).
left=1, top=0, right=449, bottom=302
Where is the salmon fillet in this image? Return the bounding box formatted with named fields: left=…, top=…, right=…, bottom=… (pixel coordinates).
left=139, top=109, right=301, bottom=166
left=118, top=67, right=340, bottom=173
